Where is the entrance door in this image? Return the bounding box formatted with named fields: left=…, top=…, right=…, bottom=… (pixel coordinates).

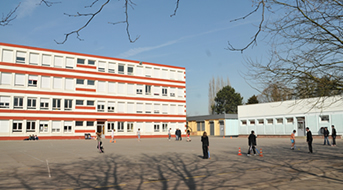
left=297, top=117, right=305, bottom=136
left=219, top=121, right=224, bottom=136
left=210, top=121, right=214, bottom=136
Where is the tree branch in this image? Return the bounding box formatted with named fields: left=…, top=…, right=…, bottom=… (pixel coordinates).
left=38, top=0, right=61, bottom=7
left=170, top=0, right=180, bottom=17
left=0, top=3, right=20, bottom=26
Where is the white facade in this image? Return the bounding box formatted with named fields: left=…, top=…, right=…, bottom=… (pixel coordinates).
left=0, top=42, right=186, bottom=139
left=238, top=97, right=343, bottom=136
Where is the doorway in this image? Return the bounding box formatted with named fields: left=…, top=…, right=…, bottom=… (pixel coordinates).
left=296, top=117, right=305, bottom=136
left=219, top=120, right=224, bottom=136
left=210, top=121, right=214, bottom=136
left=97, top=121, right=105, bottom=134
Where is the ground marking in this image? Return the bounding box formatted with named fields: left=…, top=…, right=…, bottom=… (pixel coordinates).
left=46, top=159, right=51, bottom=178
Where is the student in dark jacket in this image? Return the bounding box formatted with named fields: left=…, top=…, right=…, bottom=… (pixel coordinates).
left=247, top=130, right=257, bottom=156
left=306, top=127, right=313, bottom=153
left=331, top=125, right=337, bottom=146
left=201, top=132, right=209, bottom=159
left=323, top=127, right=330, bottom=145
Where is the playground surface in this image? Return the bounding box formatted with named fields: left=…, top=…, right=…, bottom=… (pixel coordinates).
left=0, top=137, right=343, bottom=189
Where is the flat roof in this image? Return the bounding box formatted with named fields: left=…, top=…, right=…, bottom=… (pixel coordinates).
left=187, top=114, right=238, bottom=121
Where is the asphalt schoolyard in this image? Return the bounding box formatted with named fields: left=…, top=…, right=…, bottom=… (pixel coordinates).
left=0, top=136, right=343, bottom=190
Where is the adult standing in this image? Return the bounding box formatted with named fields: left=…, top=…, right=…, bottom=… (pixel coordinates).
left=201, top=132, right=209, bottom=159
left=168, top=128, right=171, bottom=141
left=175, top=128, right=179, bottom=141
left=306, top=127, right=313, bottom=153
left=247, top=130, right=257, bottom=156
left=323, top=127, right=331, bottom=146
left=331, top=125, right=337, bottom=146
left=178, top=129, right=182, bottom=141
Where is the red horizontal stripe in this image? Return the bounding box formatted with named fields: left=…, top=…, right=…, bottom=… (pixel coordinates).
left=0, top=116, right=186, bottom=123
left=0, top=42, right=185, bottom=69
left=75, top=130, right=96, bottom=133
left=76, top=64, right=96, bottom=69
left=75, top=88, right=96, bottom=92
left=75, top=106, right=96, bottom=110
left=0, top=110, right=186, bottom=117
left=0, top=67, right=185, bottom=88
left=0, top=89, right=186, bottom=103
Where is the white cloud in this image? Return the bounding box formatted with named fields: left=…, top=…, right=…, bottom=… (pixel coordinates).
left=17, top=0, right=40, bottom=19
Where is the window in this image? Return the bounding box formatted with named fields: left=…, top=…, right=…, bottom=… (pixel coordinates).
left=241, top=120, right=247, bottom=125
left=136, top=103, right=143, bottom=113
left=286, top=117, right=294, bottom=124
left=127, top=102, right=135, bottom=113
left=97, top=81, right=106, bottom=92
left=54, top=56, right=63, bottom=67
left=154, top=124, right=160, bottom=132
left=28, top=75, right=38, bottom=87
left=177, top=71, right=184, bottom=80
left=16, top=51, right=26, bottom=63
left=201, top=122, right=205, bottom=131
left=178, top=105, right=183, bottom=114
left=108, top=101, right=115, bottom=112
left=64, top=121, right=72, bottom=133
left=128, top=66, right=134, bottom=75
left=127, top=84, right=135, bottom=95
left=118, top=64, right=125, bottom=74
left=136, top=66, right=143, bottom=76
left=27, top=98, right=37, bottom=109
left=127, top=122, right=133, bottom=132
left=162, top=87, right=168, bottom=96
left=87, top=121, right=94, bottom=127
left=153, top=68, right=160, bottom=78
left=64, top=99, right=72, bottom=110
left=13, top=121, right=23, bottom=132
left=76, top=79, right=84, bottom=85
left=258, top=119, right=264, bottom=125
left=66, top=57, right=74, bottom=69
left=15, top=74, right=25, bottom=86
left=29, top=53, right=39, bottom=65
left=170, top=88, right=176, bottom=97
left=145, top=103, right=152, bottom=114
left=154, top=104, right=160, bottom=114
left=76, top=100, right=84, bottom=105
left=0, top=72, right=12, bottom=85
left=145, top=67, right=152, bottom=77
left=249, top=120, right=255, bottom=125
left=197, top=122, right=201, bottom=131
left=0, top=96, right=10, bottom=108
left=320, top=115, right=329, bottom=122
left=87, top=100, right=94, bottom=106
left=108, top=63, right=115, bottom=73
left=108, top=122, right=115, bottom=132
left=42, top=55, right=51, bottom=66
left=145, top=85, right=151, bottom=95
left=52, top=121, right=61, bottom=133
left=108, top=82, right=115, bottom=94
left=162, top=69, right=168, bottom=79
left=162, top=104, right=168, bottom=114
left=53, top=77, right=62, bottom=89
left=154, top=86, right=160, bottom=96
left=267, top=119, right=273, bottom=124
left=87, top=80, right=95, bottom=86
left=13, top=97, right=24, bottom=109
left=75, top=121, right=83, bottom=126
left=118, top=122, right=124, bottom=132
left=2, top=49, right=14, bottom=62
left=276, top=118, right=283, bottom=124
left=88, top=60, right=95, bottom=65
left=77, top=58, right=85, bottom=64
left=41, top=76, right=51, bottom=89
left=98, top=61, right=106, bottom=72
left=118, top=83, right=125, bottom=94
left=52, top=99, right=61, bottom=110
left=65, top=78, right=74, bottom=90
left=39, top=121, right=49, bottom=133
left=178, top=88, right=184, bottom=98
left=26, top=121, right=36, bottom=132
left=162, top=123, right=168, bottom=132
left=40, top=98, right=49, bottom=110
left=117, top=102, right=125, bottom=113
left=170, top=70, right=176, bottom=79
left=136, top=85, right=143, bottom=94
left=97, top=101, right=105, bottom=112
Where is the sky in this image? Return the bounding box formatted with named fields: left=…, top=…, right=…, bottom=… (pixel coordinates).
left=0, top=0, right=272, bottom=116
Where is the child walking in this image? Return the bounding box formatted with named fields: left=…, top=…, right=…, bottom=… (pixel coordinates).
left=137, top=128, right=141, bottom=142
left=290, top=130, right=296, bottom=150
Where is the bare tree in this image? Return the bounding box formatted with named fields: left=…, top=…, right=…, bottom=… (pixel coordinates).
left=232, top=0, right=343, bottom=107
left=0, top=3, right=20, bottom=26
left=208, top=76, right=230, bottom=114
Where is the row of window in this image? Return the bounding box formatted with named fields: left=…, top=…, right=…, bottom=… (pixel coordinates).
left=0, top=73, right=185, bottom=98
left=0, top=96, right=185, bottom=114
left=240, top=115, right=330, bottom=126
left=1, top=120, right=177, bottom=133
left=1, top=49, right=185, bottom=80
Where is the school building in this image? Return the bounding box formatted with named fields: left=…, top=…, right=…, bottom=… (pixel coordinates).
left=238, top=96, right=343, bottom=137
left=187, top=114, right=238, bottom=137
left=0, top=42, right=186, bottom=140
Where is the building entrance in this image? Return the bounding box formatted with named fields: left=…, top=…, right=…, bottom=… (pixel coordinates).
left=296, top=117, right=306, bottom=136
left=219, top=121, right=224, bottom=136
left=210, top=121, right=214, bottom=136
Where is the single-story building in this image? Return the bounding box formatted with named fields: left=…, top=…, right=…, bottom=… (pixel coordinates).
left=187, top=114, right=238, bottom=136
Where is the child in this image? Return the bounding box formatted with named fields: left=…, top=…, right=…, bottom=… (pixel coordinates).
left=290, top=130, right=296, bottom=150
left=186, top=129, right=191, bottom=142
left=96, top=132, right=104, bottom=153
left=111, top=129, right=115, bottom=143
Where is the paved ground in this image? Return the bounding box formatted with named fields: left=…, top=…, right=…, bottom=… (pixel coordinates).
left=0, top=136, right=343, bottom=190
